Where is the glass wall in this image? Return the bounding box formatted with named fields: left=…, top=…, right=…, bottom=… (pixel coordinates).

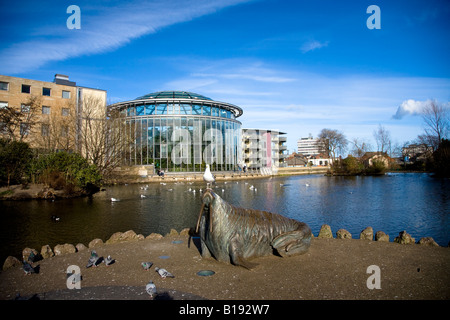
left=119, top=102, right=242, bottom=172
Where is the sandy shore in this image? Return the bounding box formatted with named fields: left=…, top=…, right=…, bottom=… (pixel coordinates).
left=1, top=234, right=449, bottom=301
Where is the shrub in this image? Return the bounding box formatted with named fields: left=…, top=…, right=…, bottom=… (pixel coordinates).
left=0, top=139, right=33, bottom=186
left=30, top=151, right=102, bottom=193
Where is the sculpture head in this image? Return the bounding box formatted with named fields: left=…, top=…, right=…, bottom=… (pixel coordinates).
left=195, top=189, right=217, bottom=233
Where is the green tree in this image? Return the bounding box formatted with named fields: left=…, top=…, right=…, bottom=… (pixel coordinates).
left=432, top=139, right=450, bottom=177
left=0, top=139, right=33, bottom=186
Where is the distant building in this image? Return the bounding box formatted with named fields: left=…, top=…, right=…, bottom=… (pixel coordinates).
left=285, top=152, right=307, bottom=167
left=242, top=129, right=287, bottom=171
left=401, top=143, right=432, bottom=162
left=297, top=136, right=325, bottom=156
left=307, top=153, right=333, bottom=166
left=0, top=74, right=106, bottom=154
left=361, top=152, right=391, bottom=167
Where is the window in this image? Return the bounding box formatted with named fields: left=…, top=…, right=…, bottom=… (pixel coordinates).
left=21, top=84, right=31, bottom=94
left=62, top=108, right=70, bottom=116
left=20, top=123, right=29, bottom=136
left=41, top=124, right=49, bottom=136
left=62, top=90, right=70, bottom=99
left=42, top=106, right=51, bottom=115
left=61, top=125, right=69, bottom=137
left=0, top=101, right=8, bottom=109
left=21, top=104, right=30, bottom=113
left=42, top=87, right=51, bottom=96
left=0, top=82, right=9, bottom=91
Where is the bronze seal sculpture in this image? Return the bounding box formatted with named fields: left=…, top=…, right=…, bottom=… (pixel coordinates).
left=195, top=189, right=312, bottom=269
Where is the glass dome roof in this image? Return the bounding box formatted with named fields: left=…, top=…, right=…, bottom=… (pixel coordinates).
left=135, top=91, right=213, bottom=101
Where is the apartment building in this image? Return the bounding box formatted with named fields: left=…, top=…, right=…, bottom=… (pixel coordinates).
left=242, top=128, right=287, bottom=171
left=0, top=74, right=106, bottom=153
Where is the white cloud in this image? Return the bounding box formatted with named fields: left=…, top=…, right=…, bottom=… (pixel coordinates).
left=300, top=40, right=329, bottom=53
left=0, top=0, right=250, bottom=74
left=392, top=99, right=430, bottom=119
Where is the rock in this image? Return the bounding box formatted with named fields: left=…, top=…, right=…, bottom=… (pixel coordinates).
left=375, top=231, right=390, bottom=242
left=180, top=228, right=190, bottom=236
left=394, top=230, right=415, bottom=244
left=166, top=229, right=179, bottom=237
left=22, top=248, right=40, bottom=262
left=3, top=256, right=21, bottom=271
left=106, top=230, right=139, bottom=244
left=336, top=229, right=352, bottom=239
left=137, top=234, right=145, bottom=240
left=76, top=243, right=87, bottom=252
left=146, top=233, right=163, bottom=240
left=318, top=224, right=333, bottom=239
left=418, top=237, right=439, bottom=247
left=53, top=243, right=76, bottom=256
left=88, top=238, right=104, bottom=248
left=40, top=245, right=54, bottom=259
left=360, top=227, right=373, bottom=240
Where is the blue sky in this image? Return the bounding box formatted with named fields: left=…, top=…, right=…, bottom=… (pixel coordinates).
left=1, top=0, right=449, bottom=154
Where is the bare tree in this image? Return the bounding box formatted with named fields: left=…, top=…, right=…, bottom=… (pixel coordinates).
left=33, top=100, right=76, bottom=153
left=419, top=100, right=449, bottom=151
left=317, top=128, right=347, bottom=160
left=74, top=95, right=130, bottom=176
left=0, top=95, right=41, bottom=142
left=373, top=124, right=391, bottom=154
left=350, top=137, right=373, bottom=158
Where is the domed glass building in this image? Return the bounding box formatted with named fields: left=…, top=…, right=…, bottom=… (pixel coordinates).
left=108, top=91, right=243, bottom=172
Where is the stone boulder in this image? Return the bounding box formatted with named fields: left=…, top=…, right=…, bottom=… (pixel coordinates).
left=40, top=245, right=54, bottom=259
left=54, top=243, right=76, bottom=256
left=360, top=227, right=374, bottom=240
left=418, top=237, right=439, bottom=247
left=146, top=233, right=163, bottom=240
left=88, top=238, right=104, bottom=248
left=3, top=256, right=21, bottom=271
left=76, top=243, right=87, bottom=252
left=336, top=229, right=352, bottom=239
left=180, top=228, right=191, bottom=236
left=166, top=228, right=179, bottom=237
left=318, top=224, right=333, bottom=239
left=375, top=231, right=390, bottom=242
left=394, top=231, right=415, bottom=244
left=106, top=230, right=140, bottom=244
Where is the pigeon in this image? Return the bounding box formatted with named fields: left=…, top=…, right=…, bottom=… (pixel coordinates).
left=86, top=250, right=100, bottom=268
left=104, top=255, right=115, bottom=266
left=27, top=251, right=36, bottom=263
left=203, top=164, right=215, bottom=188
left=141, top=262, right=153, bottom=270
left=146, top=281, right=157, bottom=298
left=22, top=261, right=35, bottom=275
left=155, top=267, right=175, bottom=278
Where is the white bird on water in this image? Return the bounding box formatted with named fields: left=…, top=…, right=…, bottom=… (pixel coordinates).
left=203, top=164, right=215, bottom=188
left=111, top=197, right=120, bottom=202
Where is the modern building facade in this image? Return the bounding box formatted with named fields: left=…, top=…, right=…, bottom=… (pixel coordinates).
left=297, top=136, right=324, bottom=156
left=108, top=91, right=243, bottom=172
left=0, top=74, right=106, bottom=155
left=242, top=128, right=287, bottom=171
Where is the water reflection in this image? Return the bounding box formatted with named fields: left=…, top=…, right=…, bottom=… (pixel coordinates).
left=0, top=173, right=449, bottom=263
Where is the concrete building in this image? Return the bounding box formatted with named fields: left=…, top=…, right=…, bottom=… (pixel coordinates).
left=297, top=136, right=324, bottom=156
left=242, top=128, right=287, bottom=172
left=0, top=74, right=106, bottom=154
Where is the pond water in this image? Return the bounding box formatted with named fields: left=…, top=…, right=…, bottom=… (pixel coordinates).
left=1, top=173, right=449, bottom=263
